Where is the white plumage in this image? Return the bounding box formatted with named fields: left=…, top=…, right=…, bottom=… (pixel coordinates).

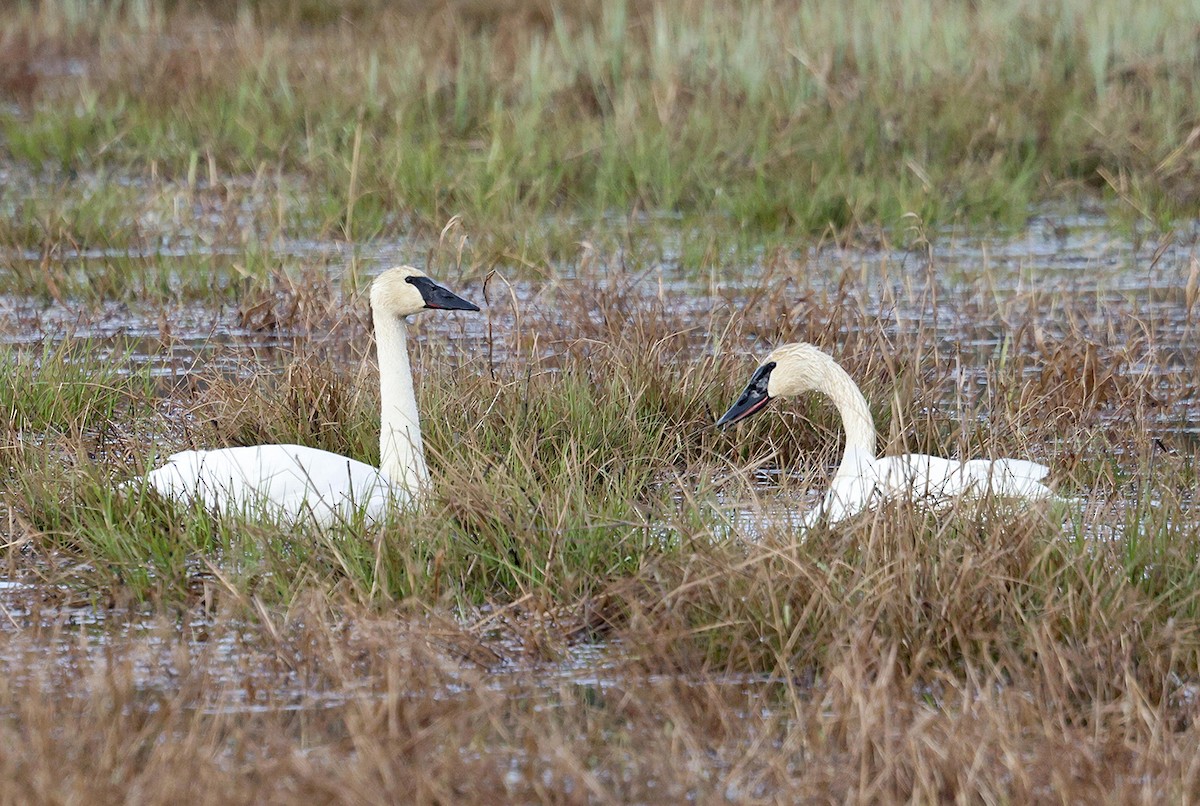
left=143, top=266, right=479, bottom=526
left=145, top=444, right=402, bottom=526
left=717, top=342, right=1054, bottom=528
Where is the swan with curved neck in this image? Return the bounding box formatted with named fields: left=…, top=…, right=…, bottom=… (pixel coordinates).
left=145, top=266, right=479, bottom=526
left=717, top=343, right=1053, bottom=527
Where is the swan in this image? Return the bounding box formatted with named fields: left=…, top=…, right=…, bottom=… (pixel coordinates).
left=143, top=266, right=479, bottom=526
left=716, top=342, right=1054, bottom=528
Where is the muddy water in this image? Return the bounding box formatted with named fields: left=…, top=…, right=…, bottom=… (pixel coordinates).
left=3, top=211, right=1196, bottom=363
left=0, top=577, right=672, bottom=717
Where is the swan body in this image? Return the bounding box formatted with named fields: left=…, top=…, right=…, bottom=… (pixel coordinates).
left=145, top=444, right=400, bottom=526
left=144, top=266, right=479, bottom=526
left=716, top=343, right=1054, bottom=528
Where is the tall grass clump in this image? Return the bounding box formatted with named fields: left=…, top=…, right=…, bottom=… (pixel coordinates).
left=0, top=339, right=152, bottom=435
left=0, top=340, right=202, bottom=601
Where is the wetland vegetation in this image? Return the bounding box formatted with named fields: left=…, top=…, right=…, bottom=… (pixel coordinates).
left=1, top=0, right=1200, bottom=801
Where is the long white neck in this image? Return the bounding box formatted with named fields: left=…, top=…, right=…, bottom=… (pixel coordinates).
left=373, top=311, right=429, bottom=491
left=816, top=359, right=878, bottom=476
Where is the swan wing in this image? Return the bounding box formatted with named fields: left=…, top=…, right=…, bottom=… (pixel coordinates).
left=961, top=458, right=1053, bottom=499
left=875, top=454, right=967, bottom=498
left=800, top=452, right=1054, bottom=529
left=875, top=454, right=1053, bottom=503
left=809, top=475, right=881, bottom=527
left=146, top=444, right=405, bottom=525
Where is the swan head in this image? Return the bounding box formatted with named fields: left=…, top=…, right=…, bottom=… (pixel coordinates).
left=369, top=266, right=480, bottom=318
left=716, top=343, right=836, bottom=427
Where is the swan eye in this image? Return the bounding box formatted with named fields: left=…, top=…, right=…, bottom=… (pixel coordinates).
left=716, top=361, right=776, bottom=427
left=747, top=361, right=775, bottom=397
left=405, top=275, right=481, bottom=312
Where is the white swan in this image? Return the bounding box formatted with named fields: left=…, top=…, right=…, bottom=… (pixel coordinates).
left=144, top=266, right=479, bottom=526
left=716, top=342, right=1054, bottom=528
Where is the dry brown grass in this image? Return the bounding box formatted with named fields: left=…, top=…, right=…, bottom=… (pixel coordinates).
left=1, top=589, right=1199, bottom=803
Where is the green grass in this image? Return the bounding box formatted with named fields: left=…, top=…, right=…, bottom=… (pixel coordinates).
left=0, top=339, right=153, bottom=434
left=0, top=0, right=1198, bottom=274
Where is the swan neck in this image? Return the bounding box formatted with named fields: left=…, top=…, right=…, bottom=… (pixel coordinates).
left=374, top=310, right=429, bottom=491
left=818, top=359, right=877, bottom=467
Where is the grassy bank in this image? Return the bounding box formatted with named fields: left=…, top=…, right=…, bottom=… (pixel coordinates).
left=1, top=0, right=1199, bottom=270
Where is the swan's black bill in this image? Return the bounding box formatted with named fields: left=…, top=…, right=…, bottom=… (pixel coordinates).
left=716, top=361, right=776, bottom=428
left=407, top=275, right=481, bottom=311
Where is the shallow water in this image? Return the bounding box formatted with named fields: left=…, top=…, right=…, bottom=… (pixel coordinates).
left=3, top=206, right=1196, bottom=472
left=0, top=576, right=774, bottom=718
left=4, top=207, right=1194, bottom=362
left=1, top=205, right=1197, bottom=702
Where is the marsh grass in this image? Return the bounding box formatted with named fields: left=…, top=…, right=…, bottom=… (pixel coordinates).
left=0, top=338, right=153, bottom=434
left=2, top=247, right=1199, bottom=797
left=2, top=580, right=1200, bottom=802
left=2, top=1, right=1200, bottom=798
left=1, top=0, right=1199, bottom=273
left=5, top=252, right=1194, bottom=617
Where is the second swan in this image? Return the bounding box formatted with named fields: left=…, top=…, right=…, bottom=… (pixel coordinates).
left=717, top=342, right=1054, bottom=528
